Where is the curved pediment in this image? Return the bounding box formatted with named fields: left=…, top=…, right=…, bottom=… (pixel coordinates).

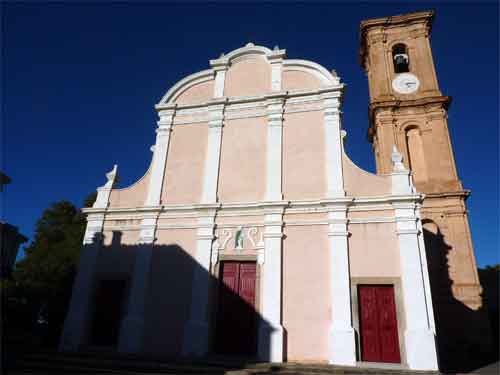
left=157, top=43, right=341, bottom=106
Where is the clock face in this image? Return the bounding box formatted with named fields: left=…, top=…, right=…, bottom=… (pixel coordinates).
left=392, top=73, right=420, bottom=94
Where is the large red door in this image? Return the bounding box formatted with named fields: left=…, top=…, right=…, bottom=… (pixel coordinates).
left=358, top=285, right=401, bottom=363
left=216, top=262, right=257, bottom=356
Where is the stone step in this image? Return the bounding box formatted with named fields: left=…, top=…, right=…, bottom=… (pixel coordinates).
left=9, top=352, right=440, bottom=375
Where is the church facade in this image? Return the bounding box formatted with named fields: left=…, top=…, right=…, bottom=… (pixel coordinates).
left=60, top=11, right=486, bottom=372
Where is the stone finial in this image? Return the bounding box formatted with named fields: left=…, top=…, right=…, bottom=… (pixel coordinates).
left=274, top=45, right=279, bottom=51
left=340, top=130, right=347, bottom=149
left=246, top=42, right=255, bottom=47
left=103, top=164, right=119, bottom=189
left=391, top=145, right=406, bottom=172
left=219, top=53, right=225, bottom=58
left=93, top=165, right=119, bottom=209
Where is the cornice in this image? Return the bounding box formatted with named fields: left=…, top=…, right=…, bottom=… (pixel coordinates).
left=367, top=95, right=452, bottom=142
left=358, top=10, right=435, bottom=70
left=84, top=194, right=423, bottom=221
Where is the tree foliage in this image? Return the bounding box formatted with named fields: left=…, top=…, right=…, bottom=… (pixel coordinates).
left=3, top=193, right=96, bottom=347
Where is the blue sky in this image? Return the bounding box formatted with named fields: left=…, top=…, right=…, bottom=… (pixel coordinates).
left=3, top=2, right=498, bottom=267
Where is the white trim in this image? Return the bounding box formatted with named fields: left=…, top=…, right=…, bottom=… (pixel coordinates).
left=394, top=203, right=438, bottom=370
left=213, top=66, right=227, bottom=98
left=258, top=210, right=284, bottom=362
left=265, top=94, right=285, bottom=201
left=327, top=208, right=357, bottom=366
left=182, top=212, right=216, bottom=357
left=158, top=69, right=214, bottom=104
left=201, top=100, right=227, bottom=203
left=59, top=215, right=104, bottom=352
left=283, top=59, right=339, bottom=85
left=322, top=92, right=346, bottom=198
left=145, top=108, right=175, bottom=206
left=118, top=212, right=159, bottom=354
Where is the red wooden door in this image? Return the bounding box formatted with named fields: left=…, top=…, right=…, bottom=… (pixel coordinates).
left=216, top=262, right=257, bottom=356
left=358, top=285, right=401, bottom=363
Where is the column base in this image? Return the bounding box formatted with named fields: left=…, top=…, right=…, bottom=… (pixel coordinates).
left=59, top=324, right=83, bottom=352
left=118, top=314, right=145, bottom=354
left=328, top=326, right=357, bottom=366
left=404, top=329, right=438, bottom=371
left=258, top=323, right=283, bottom=363
left=182, top=320, right=209, bottom=357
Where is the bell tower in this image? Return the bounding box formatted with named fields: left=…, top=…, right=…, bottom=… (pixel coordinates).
left=359, top=11, right=491, bottom=369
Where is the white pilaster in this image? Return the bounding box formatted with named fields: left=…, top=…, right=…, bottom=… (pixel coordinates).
left=321, top=90, right=345, bottom=198
left=118, top=212, right=158, bottom=354
left=201, top=100, right=226, bottom=204
left=267, top=48, right=284, bottom=92
left=327, top=203, right=357, bottom=366
left=390, top=147, right=438, bottom=370
left=394, top=202, right=438, bottom=370
left=258, top=208, right=284, bottom=362
left=145, top=106, right=175, bottom=206
left=59, top=214, right=104, bottom=351
left=265, top=94, right=285, bottom=201
left=182, top=210, right=217, bottom=357
left=59, top=166, right=119, bottom=352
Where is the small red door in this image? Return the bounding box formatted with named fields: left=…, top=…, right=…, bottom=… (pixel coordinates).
left=216, top=262, right=257, bottom=356
left=358, top=285, right=401, bottom=363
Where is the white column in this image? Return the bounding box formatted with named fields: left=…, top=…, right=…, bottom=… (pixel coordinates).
left=59, top=213, right=104, bottom=351
left=145, top=106, right=175, bottom=206
left=321, top=90, right=345, bottom=198
left=258, top=209, right=284, bottom=362
left=394, top=202, right=438, bottom=370
left=265, top=94, right=285, bottom=201
left=212, top=64, right=227, bottom=98
left=182, top=211, right=217, bottom=357
left=59, top=165, right=118, bottom=352
left=118, top=212, right=158, bottom=354
left=327, top=205, right=357, bottom=366
left=268, top=52, right=284, bottom=92
left=201, top=100, right=226, bottom=204
left=391, top=147, right=438, bottom=370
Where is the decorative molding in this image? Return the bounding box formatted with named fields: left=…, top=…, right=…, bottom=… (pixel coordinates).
left=265, top=94, right=285, bottom=201
left=93, top=165, right=119, bottom=209
left=145, top=107, right=175, bottom=207
left=201, top=99, right=227, bottom=204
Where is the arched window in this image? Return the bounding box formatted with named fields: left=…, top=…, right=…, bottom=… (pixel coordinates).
left=392, top=44, right=409, bottom=73
left=405, top=127, right=427, bottom=184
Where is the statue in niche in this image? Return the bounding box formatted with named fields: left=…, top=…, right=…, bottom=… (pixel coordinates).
left=234, top=226, right=244, bottom=250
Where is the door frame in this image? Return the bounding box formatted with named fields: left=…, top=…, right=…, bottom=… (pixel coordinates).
left=87, top=273, right=130, bottom=349
left=350, top=277, right=407, bottom=366
left=209, top=255, right=261, bottom=357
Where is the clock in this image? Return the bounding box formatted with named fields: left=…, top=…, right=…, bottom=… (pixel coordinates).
left=392, top=73, right=420, bottom=94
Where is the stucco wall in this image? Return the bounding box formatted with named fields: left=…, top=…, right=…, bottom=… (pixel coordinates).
left=348, top=223, right=401, bottom=278
left=342, top=152, right=391, bottom=197
left=174, top=80, right=214, bottom=105
left=224, top=57, right=271, bottom=98
left=144, top=228, right=198, bottom=357
left=218, top=117, right=267, bottom=203
left=97, top=230, right=139, bottom=275
left=283, top=110, right=326, bottom=200
left=282, top=225, right=330, bottom=361
left=282, top=70, right=322, bottom=91
left=108, top=167, right=151, bottom=208
left=162, top=123, right=208, bottom=205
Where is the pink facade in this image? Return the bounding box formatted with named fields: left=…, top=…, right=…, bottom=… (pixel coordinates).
left=61, top=43, right=438, bottom=371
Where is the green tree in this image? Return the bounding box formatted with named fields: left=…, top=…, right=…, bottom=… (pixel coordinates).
left=3, top=193, right=96, bottom=347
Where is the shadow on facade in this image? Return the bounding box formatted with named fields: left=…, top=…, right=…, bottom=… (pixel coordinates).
left=423, top=220, right=497, bottom=373
left=76, top=231, right=276, bottom=367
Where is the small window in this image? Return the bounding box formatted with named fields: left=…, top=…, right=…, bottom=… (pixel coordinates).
left=392, top=44, right=409, bottom=73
